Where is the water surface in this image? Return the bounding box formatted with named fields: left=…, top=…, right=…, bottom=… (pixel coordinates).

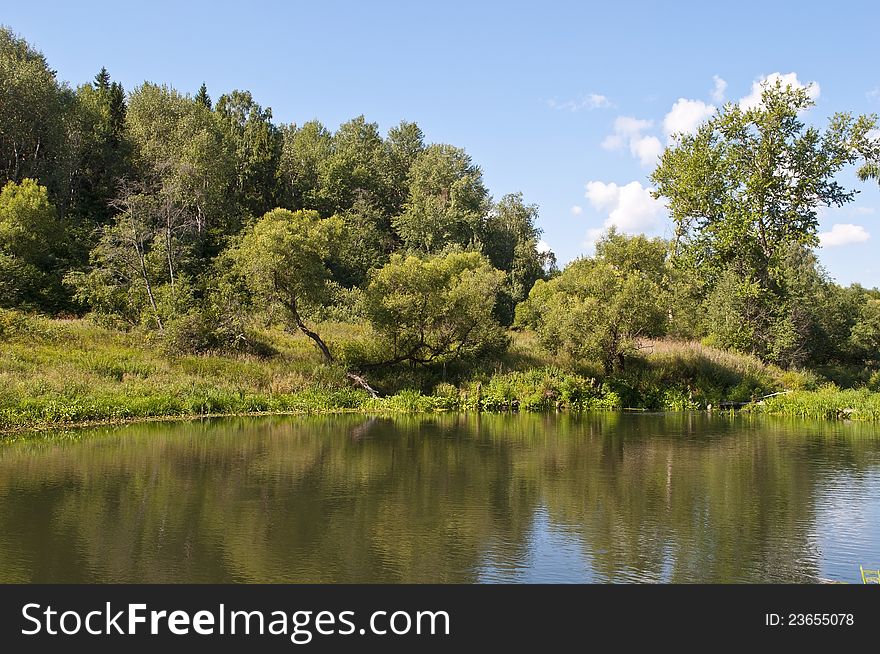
left=1, top=412, right=878, bottom=583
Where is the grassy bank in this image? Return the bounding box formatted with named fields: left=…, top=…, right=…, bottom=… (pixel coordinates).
left=2, top=310, right=878, bottom=432
left=746, top=387, right=880, bottom=421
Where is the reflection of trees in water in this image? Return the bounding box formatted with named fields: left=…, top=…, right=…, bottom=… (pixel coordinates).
left=0, top=414, right=878, bottom=582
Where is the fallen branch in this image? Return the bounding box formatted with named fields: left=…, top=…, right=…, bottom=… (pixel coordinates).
left=346, top=371, right=381, bottom=398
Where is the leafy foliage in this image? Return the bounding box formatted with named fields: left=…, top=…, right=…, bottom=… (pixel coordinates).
left=517, top=231, right=667, bottom=373
left=652, top=81, right=879, bottom=366
left=0, top=179, right=65, bottom=310
left=392, top=144, right=489, bottom=253
left=362, top=252, right=508, bottom=366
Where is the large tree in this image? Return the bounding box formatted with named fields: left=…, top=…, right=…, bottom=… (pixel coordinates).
left=215, top=89, right=281, bottom=217
left=68, top=69, right=131, bottom=230
left=652, top=81, right=878, bottom=282
left=362, top=252, right=507, bottom=367
left=226, top=208, right=339, bottom=360
left=392, top=144, right=489, bottom=254
left=651, top=81, right=879, bottom=364
left=0, top=27, right=73, bottom=202
left=278, top=120, right=333, bottom=213
left=382, top=120, right=425, bottom=217
left=126, top=83, right=236, bottom=242
left=516, top=230, right=668, bottom=374
left=318, top=115, right=388, bottom=216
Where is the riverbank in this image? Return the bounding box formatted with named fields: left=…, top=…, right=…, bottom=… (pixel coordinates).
left=2, top=310, right=878, bottom=433
left=745, top=387, right=880, bottom=421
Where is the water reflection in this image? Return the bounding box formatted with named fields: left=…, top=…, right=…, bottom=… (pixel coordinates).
left=0, top=413, right=878, bottom=583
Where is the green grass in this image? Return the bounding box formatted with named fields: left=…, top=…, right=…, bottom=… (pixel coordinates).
left=0, top=311, right=369, bottom=431
left=2, top=309, right=878, bottom=431
left=746, top=387, right=880, bottom=421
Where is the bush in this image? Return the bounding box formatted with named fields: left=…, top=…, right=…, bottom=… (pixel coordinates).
left=164, top=311, right=276, bottom=357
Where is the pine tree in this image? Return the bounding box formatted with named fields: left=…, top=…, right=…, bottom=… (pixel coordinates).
left=195, top=82, right=212, bottom=110
left=94, top=66, right=110, bottom=92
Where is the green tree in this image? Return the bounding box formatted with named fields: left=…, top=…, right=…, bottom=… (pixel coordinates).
left=383, top=120, right=425, bottom=216
left=0, top=27, right=73, bottom=201
left=653, top=82, right=877, bottom=283
left=278, top=120, right=333, bottom=213
left=652, top=81, right=879, bottom=363
left=195, top=82, right=211, bottom=110
left=225, top=208, right=340, bottom=361
left=858, top=130, right=880, bottom=184
left=479, top=193, right=550, bottom=324
left=362, top=252, right=508, bottom=366
left=0, top=179, right=64, bottom=309
left=848, top=297, right=880, bottom=366
left=318, top=115, right=388, bottom=216
left=215, top=89, right=281, bottom=216
left=593, top=227, right=668, bottom=283
left=392, top=144, right=489, bottom=253
left=126, top=83, right=236, bottom=248
left=68, top=69, right=131, bottom=230
left=68, top=182, right=196, bottom=330
left=516, top=233, right=667, bottom=374
left=327, top=198, right=394, bottom=288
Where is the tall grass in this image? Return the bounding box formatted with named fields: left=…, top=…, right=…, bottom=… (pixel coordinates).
left=748, top=387, right=880, bottom=421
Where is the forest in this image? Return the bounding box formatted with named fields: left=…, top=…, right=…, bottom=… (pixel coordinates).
left=2, top=25, right=880, bottom=430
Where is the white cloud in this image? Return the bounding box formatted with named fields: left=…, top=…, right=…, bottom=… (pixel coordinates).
left=711, top=75, right=727, bottom=103
left=600, top=133, right=624, bottom=151
left=818, top=223, right=870, bottom=247
left=739, top=72, right=820, bottom=110
left=630, top=135, right=663, bottom=166
left=602, top=116, right=663, bottom=166
left=663, top=98, right=716, bottom=142
left=584, top=180, right=666, bottom=245
left=602, top=116, right=653, bottom=148
left=536, top=239, right=552, bottom=254
left=548, top=93, right=613, bottom=111
left=570, top=205, right=583, bottom=215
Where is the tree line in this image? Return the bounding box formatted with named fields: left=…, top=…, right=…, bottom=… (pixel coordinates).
left=2, top=25, right=879, bottom=390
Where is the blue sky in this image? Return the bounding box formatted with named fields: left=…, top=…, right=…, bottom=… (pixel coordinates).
left=3, top=0, right=879, bottom=286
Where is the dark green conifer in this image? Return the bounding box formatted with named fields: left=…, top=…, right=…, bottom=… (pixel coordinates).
left=195, top=82, right=212, bottom=110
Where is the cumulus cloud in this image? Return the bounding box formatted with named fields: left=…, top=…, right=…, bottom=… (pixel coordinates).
left=630, top=135, right=663, bottom=166
left=536, top=239, right=552, bottom=254
left=711, top=75, right=727, bottom=103
left=570, top=205, right=583, bottom=215
left=818, top=223, right=870, bottom=247
left=663, top=98, right=716, bottom=142
left=548, top=93, right=613, bottom=111
left=583, top=180, right=666, bottom=246
left=739, top=72, right=820, bottom=110
left=601, top=116, right=663, bottom=166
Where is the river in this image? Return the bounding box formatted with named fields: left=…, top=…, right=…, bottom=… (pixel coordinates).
left=1, top=412, right=878, bottom=583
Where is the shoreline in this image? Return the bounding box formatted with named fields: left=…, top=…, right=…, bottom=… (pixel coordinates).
left=3, top=397, right=879, bottom=440
left=2, top=316, right=879, bottom=437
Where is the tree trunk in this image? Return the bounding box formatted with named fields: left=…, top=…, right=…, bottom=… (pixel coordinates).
left=292, top=311, right=333, bottom=363
left=286, top=294, right=381, bottom=398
